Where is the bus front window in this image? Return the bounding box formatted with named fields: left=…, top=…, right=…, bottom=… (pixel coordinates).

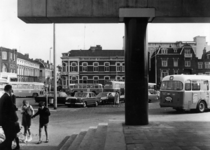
left=160, top=81, right=183, bottom=90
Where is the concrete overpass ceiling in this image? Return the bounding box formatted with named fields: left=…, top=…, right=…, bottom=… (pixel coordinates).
left=18, top=0, right=210, bottom=23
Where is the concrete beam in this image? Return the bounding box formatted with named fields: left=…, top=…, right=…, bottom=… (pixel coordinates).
left=18, top=0, right=210, bottom=23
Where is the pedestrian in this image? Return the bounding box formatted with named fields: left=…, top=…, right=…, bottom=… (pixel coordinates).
left=11, top=91, right=21, bottom=150
left=21, top=100, right=34, bottom=143
left=32, top=102, right=51, bottom=144
left=0, top=84, right=19, bottom=150
left=114, top=91, right=120, bottom=106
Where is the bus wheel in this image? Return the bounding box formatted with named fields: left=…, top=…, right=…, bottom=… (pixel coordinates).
left=197, top=101, right=206, bottom=113
left=33, top=93, right=38, bottom=97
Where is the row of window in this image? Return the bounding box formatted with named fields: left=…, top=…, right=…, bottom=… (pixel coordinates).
left=161, top=59, right=210, bottom=69
left=17, top=67, right=39, bottom=77
left=62, top=76, right=125, bottom=84
left=63, top=62, right=125, bottom=72
left=2, top=51, right=16, bottom=61
left=17, top=59, right=39, bottom=68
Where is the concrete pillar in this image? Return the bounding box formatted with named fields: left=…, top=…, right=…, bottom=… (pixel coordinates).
left=125, top=18, right=149, bottom=125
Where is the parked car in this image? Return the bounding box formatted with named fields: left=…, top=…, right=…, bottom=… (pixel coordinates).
left=95, top=92, right=115, bottom=104
left=148, top=91, right=159, bottom=103
left=34, top=91, right=68, bottom=105
left=65, top=92, right=99, bottom=107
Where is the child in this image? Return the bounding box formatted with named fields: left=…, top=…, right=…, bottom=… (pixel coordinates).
left=32, top=102, right=50, bottom=144
left=21, top=100, right=34, bottom=143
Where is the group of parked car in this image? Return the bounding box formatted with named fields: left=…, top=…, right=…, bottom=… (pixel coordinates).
left=35, top=91, right=125, bottom=107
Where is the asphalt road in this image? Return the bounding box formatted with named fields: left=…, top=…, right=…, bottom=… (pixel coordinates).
left=14, top=98, right=210, bottom=147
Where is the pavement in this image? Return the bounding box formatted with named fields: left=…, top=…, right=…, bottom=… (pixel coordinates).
left=2, top=98, right=210, bottom=150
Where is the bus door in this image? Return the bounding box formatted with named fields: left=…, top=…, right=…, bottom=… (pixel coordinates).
left=191, top=80, right=201, bottom=107
left=200, top=80, right=210, bottom=106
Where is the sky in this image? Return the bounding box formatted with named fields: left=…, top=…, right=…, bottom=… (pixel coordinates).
left=1, top=0, right=210, bottom=65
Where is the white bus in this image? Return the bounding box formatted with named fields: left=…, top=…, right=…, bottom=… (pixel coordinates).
left=160, top=74, right=210, bottom=112
left=69, top=83, right=103, bottom=96
left=104, top=81, right=125, bottom=94
left=0, top=79, right=44, bottom=98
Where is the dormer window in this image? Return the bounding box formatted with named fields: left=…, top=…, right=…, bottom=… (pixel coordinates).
left=161, top=49, right=168, bottom=54
left=207, top=54, right=210, bottom=59
left=185, top=49, right=191, bottom=54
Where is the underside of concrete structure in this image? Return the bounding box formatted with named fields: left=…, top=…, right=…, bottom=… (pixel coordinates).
left=17, top=0, right=210, bottom=125
left=18, top=0, right=210, bottom=23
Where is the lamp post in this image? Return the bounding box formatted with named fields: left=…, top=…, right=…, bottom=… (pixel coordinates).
left=53, top=23, right=57, bottom=109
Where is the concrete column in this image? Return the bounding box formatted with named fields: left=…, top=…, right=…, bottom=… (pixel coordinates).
left=125, top=18, right=149, bottom=125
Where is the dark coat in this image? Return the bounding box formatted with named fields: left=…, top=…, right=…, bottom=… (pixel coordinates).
left=0, top=93, right=18, bottom=126
left=33, top=107, right=50, bottom=127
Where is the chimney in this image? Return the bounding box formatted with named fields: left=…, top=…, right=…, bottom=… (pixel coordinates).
left=203, top=47, right=207, bottom=54
left=25, top=53, right=29, bottom=58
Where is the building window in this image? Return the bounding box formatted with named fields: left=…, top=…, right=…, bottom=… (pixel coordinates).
left=116, top=62, right=121, bottom=72
left=62, top=62, right=67, bottom=72
left=104, top=76, right=110, bottom=83
left=161, top=49, right=168, bottom=54
left=205, top=62, right=210, bottom=69
left=82, top=62, right=88, bottom=72
left=2, top=64, right=7, bottom=72
left=93, top=62, right=99, bottom=72
left=162, top=59, right=168, bottom=67
left=122, top=76, right=125, bottom=81
left=71, top=76, right=77, bottom=84
left=10, top=53, right=13, bottom=60
left=71, top=62, right=78, bottom=72
left=2, top=52, right=7, bottom=60
left=116, top=76, right=121, bottom=81
left=104, top=62, right=110, bottom=72
left=173, top=59, right=178, bottom=67
left=207, top=54, right=210, bottom=59
left=122, top=63, right=125, bottom=72
left=185, top=61, right=191, bottom=67
left=174, top=70, right=179, bottom=74
left=93, top=76, right=99, bottom=83
left=82, top=76, right=88, bottom=83
left=198, top=62, right=203, bottom=69
left=185, top=49, right=191, bottom=54
left=161, top=70, right=169, bottom=80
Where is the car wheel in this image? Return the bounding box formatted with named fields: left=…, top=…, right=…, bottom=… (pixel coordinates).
left=197, top=101, right=206, bottom=113
left=83, top=102, right=87, bottom=107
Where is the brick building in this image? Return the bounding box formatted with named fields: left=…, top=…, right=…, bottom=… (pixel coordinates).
left=149, top=44, right=198, bottom=87
left=0, top=47, right=17, bottom=73
left=61, top=45, right=124, bottom=89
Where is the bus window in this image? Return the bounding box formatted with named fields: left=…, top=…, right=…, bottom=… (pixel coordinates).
left=90, top=85, right=94, bottom=88
left=200, top=80, right=208, bottom=90
left=75, top=85, right=79, bottom=88
left=185, top=80, right=191, bottom=91
left=192, top=81, right=200, bottom=91
left=86, top=85, right=90, bottom=88
left=160, top=81, right=183, bottom=90
left=83, top=85, right=87, bottom=88
left=12, top=84, right=17, bottom=89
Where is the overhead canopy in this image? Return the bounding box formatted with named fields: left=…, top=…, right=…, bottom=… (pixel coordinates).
left=18, top=0, right=210, bottom=23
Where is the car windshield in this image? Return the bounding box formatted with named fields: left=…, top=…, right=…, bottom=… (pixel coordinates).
left=96, top=92, right=108, bottom=97
left=75, top=92, right=88, bottom=97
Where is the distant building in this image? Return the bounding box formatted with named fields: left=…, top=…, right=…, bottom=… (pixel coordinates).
left=149, top=44, right=198, bottom=86
left=0, top=47, right=17, bottom=73
left=35, top=59, right=53, bottom=83
left=17, top=52, right=40, bottom=82
left=61, top=45, right=124, bottom=89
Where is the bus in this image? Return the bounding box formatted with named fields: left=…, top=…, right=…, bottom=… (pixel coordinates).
left=0, top=79, right=44, bottom=98
left=104, top=81, right=125, bottom=94
left=104, top=81, right=158, bottom=95
left=159, top=74, right=210, bottom=112
left=69, top=83, right=103, bottom=96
